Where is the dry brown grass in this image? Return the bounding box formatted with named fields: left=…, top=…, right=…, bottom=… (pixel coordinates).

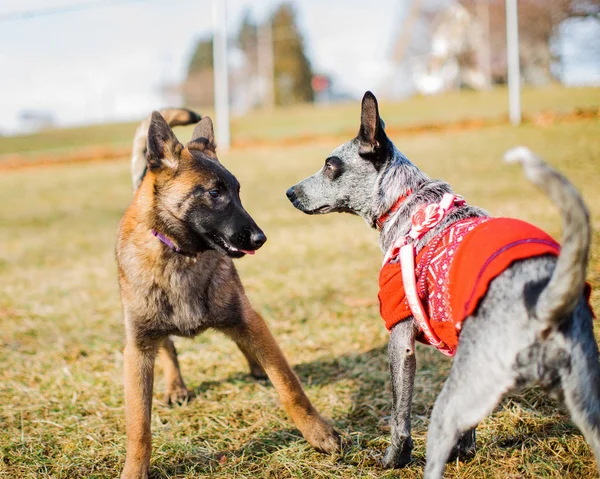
left=0, top=107, right=599, bottom=478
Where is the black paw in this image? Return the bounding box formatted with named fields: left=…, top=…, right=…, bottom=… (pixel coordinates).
left=380, top=437, right=413, bottom=469
left=448, top=428, right=476, bottom=462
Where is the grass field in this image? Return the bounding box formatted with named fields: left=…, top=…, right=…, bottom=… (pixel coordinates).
left=1, top=90, right=600, bottom=478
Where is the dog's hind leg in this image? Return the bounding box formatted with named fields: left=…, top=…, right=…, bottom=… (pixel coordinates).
left=121, top=338, right=159, bottom=479
left=235, top=340, right=268, bottom=380
left=158, top=337, right=194, bottom=405
left=559, top=306, right=600, bottom=474
left=423, top=340, right=514, bottom=479
left=223, top=296, right=340, bottom=453
left=381, top=319, right=417, bottom=468
left=448, top=427, right=477, bottom=463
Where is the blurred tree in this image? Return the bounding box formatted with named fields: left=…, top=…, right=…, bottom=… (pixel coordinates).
left=237, top=8, right=258, bottom=58
left=182, top=3, right=315, bottom=108
left=188, top=36, right=214, bottom=73
left=462, top=0, right=600, bottom=84
left=270, top=3, right=314, bottom=105
left=556, top=0, right=600, bottom=19
left=237, top=8, right=258, bottom=85
left=183, top=36, right=214, bottom=108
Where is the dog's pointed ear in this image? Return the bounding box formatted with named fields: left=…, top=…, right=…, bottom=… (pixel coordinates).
left=358, top=91, right=388, bottom=158
left=189, top=116, right=216, bottom=148
left=146, top=111, right=182, bottom=170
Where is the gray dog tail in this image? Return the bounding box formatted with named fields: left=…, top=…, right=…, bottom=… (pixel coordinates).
left=131, top=108, right=202, bottom=190
left=504, top=146, right=591, bottom=326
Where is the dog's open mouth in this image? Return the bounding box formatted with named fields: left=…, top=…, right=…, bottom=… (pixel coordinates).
left=208, top=233, right=256, bottom=258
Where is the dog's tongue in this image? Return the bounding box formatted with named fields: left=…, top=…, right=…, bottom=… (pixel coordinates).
left=241, top=250, right=256, bottom=255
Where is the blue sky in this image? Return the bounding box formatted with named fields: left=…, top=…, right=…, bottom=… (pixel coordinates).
left=0, top=0, right=598, bottom=134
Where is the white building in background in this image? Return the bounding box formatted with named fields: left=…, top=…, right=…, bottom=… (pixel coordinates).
left=412, top=2, right=487, bottom=94
left=387, top=0, right=489, bottom=98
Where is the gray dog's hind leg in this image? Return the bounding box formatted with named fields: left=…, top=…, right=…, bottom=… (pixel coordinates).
left=423, top=346, right=513, bottom=479
left=448, top=427, right=477, bottom=462
left=560, top=305, right=600, bottom=474
left=382, top=319, right=418, bottom=468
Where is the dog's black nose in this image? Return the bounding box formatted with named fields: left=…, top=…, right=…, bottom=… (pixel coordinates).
left=286, top=187, right=296, bottom=202
left=250, top=231, right=267, bottom=248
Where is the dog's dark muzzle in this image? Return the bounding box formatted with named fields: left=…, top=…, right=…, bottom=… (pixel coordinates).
left=229, top=226, right=267, bottom=251
left=286, top=187, right=297, bottom=203
left=286, top=186, right=306, bottom=211
left=249, top=230, right=267, bottom=249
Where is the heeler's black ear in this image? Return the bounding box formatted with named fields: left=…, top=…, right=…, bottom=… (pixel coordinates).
left=358, top=91, right=389, bottom=159
left=188, top=116, right=216, bottom=152
left=146, top=111, right=182, bottom=170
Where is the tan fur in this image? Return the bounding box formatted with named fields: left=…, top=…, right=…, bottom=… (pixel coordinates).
left=118, top=113, right=339, bottom=479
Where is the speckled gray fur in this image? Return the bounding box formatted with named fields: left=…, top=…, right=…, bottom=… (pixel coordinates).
left=287, top=92, right=600, bottom=478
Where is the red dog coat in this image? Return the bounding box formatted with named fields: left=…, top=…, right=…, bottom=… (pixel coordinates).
left=377, top=194, right=585, bottom=356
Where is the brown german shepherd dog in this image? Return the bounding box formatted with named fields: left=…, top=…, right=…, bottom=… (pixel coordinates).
left=116, top=110, right=340, bottom=479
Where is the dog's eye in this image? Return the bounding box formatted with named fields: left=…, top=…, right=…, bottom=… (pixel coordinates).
left=324, top=161, right=332, bottom=170
left=208, top=189, right=220, bottom=198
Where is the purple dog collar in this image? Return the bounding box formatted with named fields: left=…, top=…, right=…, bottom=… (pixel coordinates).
left=151, top=229, right=181, bottom=253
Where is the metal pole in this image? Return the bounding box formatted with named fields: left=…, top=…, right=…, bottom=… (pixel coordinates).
left=506, top=0, right=521, bottom=125
left=212, top=0, right=231, bottom=150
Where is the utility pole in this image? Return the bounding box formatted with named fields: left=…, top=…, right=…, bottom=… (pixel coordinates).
left=212, top=0, right=231, bottom=150
left=506, top=0, right=521, bottom=125
left=257, top=18, right=275, bottom=108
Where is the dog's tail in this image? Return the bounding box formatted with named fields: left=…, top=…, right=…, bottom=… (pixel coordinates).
left=131, top=108, right=202, bottom=190
left=504, top=146, right=591, bottom=326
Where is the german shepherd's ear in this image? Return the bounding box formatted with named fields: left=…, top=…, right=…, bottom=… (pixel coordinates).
left=188, top=116, right=216, bottom=152
left=358, top=91, right=389, bottom=161
left=147, top=111, right=182, bottom=170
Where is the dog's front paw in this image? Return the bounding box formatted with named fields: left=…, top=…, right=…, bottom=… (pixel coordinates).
left=304, top=419, right=341, bottom=454
left=164, top=385, right=194, bottom=405
left=380, top=437, right=413, bottom=469
left=448, top=428, right=476, bottom=462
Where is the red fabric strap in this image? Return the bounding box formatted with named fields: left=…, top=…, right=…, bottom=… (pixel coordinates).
left=376, top=189, right=412, bottom=229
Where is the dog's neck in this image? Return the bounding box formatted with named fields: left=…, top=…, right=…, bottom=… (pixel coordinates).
left=371, top=147, right=454, bottom=254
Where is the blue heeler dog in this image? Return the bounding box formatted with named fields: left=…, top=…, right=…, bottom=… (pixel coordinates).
left=286, top=91, right=600, bottom=477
